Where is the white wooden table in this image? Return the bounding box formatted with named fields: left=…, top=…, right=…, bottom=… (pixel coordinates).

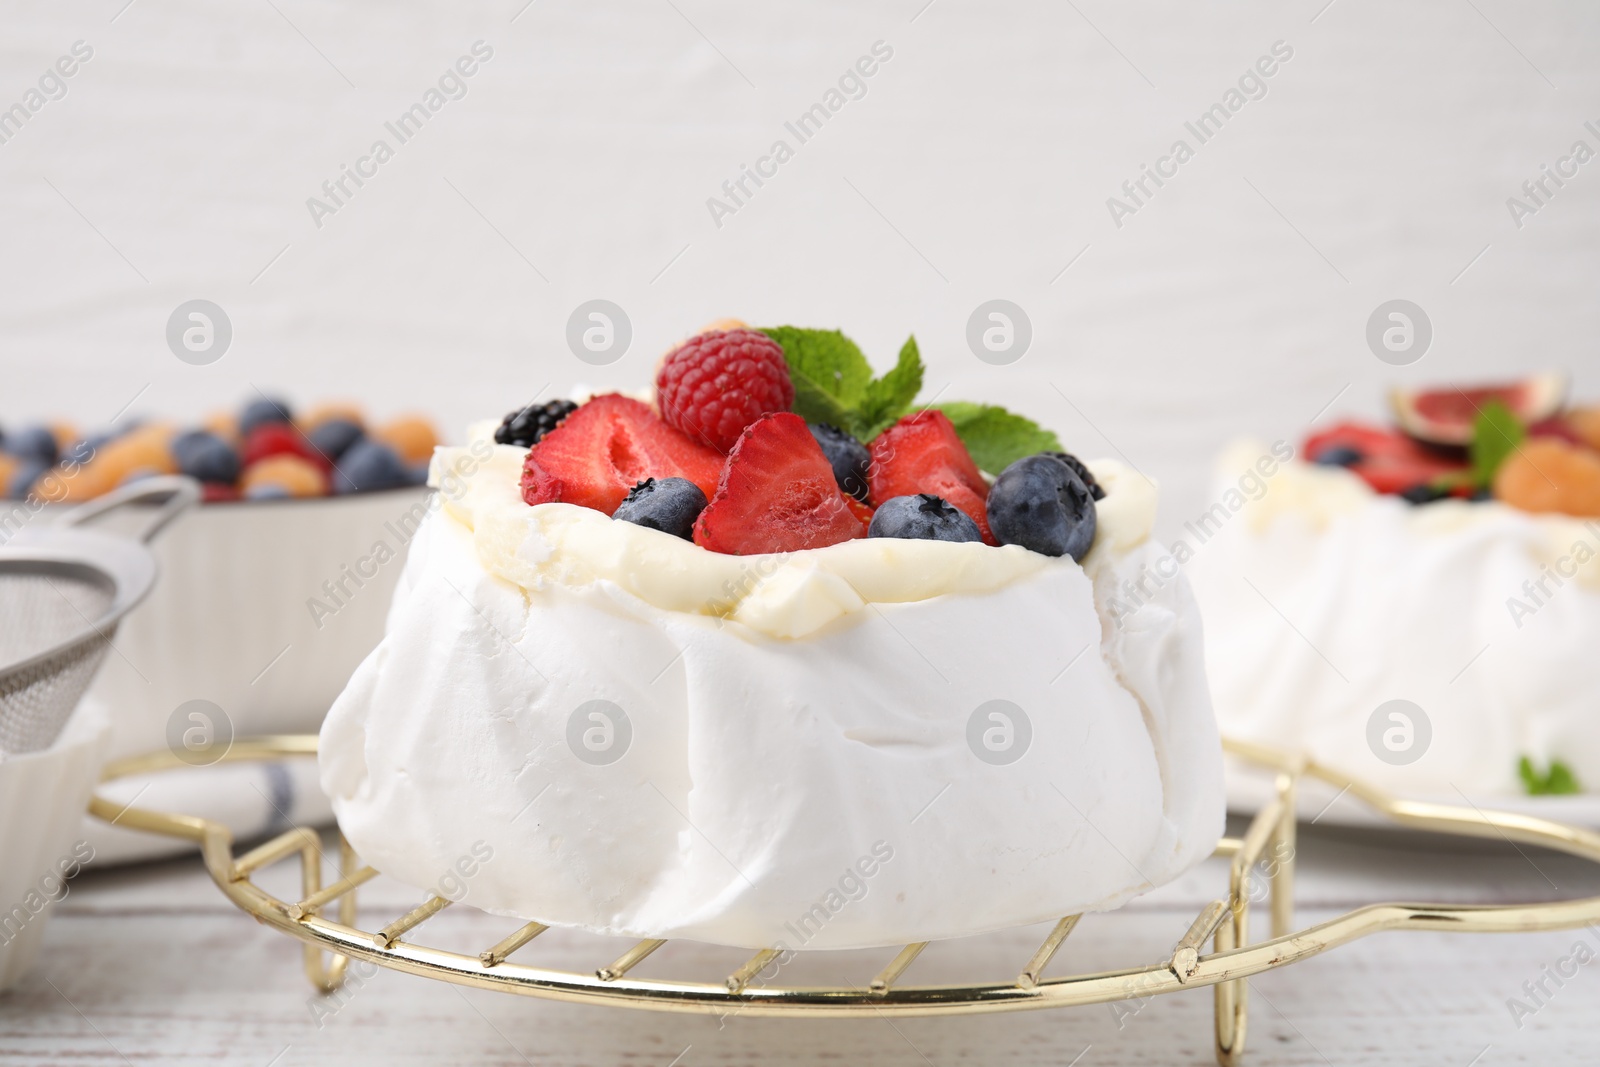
left=5, top=820, right=1598, bottom=1066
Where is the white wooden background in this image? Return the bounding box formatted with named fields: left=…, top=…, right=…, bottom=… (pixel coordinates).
left=5, top=819, right=1599, bottom=1066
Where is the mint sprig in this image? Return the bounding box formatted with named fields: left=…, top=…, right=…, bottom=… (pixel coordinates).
left=758, top=326, right=1063, bottom=472
left=1470, top=400, right=1526, bottom=489
left=1519, top=756, right=1582, bottom=796
left=932, top=402, right=1062, bottom=474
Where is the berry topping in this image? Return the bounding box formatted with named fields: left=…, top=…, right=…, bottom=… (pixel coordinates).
left=1399, top=483, right=1450, bottom=505
left=333, top=440, right=411, bottom=494
left=520, top=394, right=724, bottom=515
left=656, top=329, right=795, bottom=453
left=612, top=477, right=708, bottom=540
left=242, top=422, right=326, bottom=472
left=1304, top=420, right=1465, bottom=495
left=868, top=411, right=994, bottom=544
left=1492, top=437, right=1600, bottom=517
left=1311, top=445, right=1363, bottom=468
left=1391, top=373, right=1566, bottom=448
left=245, top=454, right=329, bottom=498
left=8, top=426, right=59, bottom=465
left=1043, top=451, right=1106, bottom=501
left=374, top=415, right=439, bottom=466
left=306, top=417, right=364, bottom=462
left=495, top=399, right=578, bottom=448
left=809, top=423, right=871, bottom=502
left=1567, top=406, right=1600, bottom=453
left=171, top=430, right=241, bottom=485
left=240, top=396, right=293, bottom=438
left=868, top=494, right=984, bottom=543
left=986, top=454, right=1098, bottom=560
left=693, top=412, right=866, bottom=555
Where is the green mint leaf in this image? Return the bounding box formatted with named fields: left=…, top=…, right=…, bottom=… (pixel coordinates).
left=759, top=326, right=873, bottom=407
left=790, top=374, right=863, bottom=437
left=1519, top=755, right=1583, bottom=796
left=859, top=335, right=924, bottom=437
left=1471, top=400, right=1526, bottom=489
left=933, top=402, right=1063, bottom=475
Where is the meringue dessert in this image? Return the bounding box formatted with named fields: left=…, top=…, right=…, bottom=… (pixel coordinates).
left=320, top=324, right=1225, bottom=950
left=1187, top=375, right=1600, bottom=798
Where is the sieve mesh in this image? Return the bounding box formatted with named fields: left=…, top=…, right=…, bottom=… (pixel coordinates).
left=0, top=565, right=118, bottom=756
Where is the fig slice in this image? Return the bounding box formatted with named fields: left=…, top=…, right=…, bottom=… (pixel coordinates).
left=1390, top=372, right=1567, bottom=447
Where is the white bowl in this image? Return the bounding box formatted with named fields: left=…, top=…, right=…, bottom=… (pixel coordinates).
left=75, top=488, right=427, bottom=863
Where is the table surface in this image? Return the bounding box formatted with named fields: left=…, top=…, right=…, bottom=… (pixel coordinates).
left=4, top=817, right=1599, bottom=1067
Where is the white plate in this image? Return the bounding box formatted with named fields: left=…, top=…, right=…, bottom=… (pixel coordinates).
left=1226, top=759, right=1600, bottom=831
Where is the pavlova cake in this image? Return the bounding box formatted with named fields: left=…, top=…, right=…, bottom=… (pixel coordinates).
left=1188, top=375, right=1600, bottom=799
left=320, top=322, right=1225, bottom=950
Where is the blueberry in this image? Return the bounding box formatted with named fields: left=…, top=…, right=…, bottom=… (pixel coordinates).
left=495, top=399, right=578, bottom=447
left=172, top=430, right=241, bottom=484
left=1470, top=486, right=1494, bottom=502
left=1042, top=451, right=1105, bottom=501
left=333, top=440, right=410, bottom=493
left=1400, top=483, right=1450, bottom=505
left=808, top=424, right=871, bottom=502
left=8, top=426, right=59, bottom=465
left=1313, top=445, right=1364, bottom=468
left=987, top=454, right=1098, bottom=560
left=240, top=396, right=293, bottom=438
left=60, top=438, right=97, bottom=467
left=612, top=477, right=707, bottom=539
left=868, top=494, right=983, bottom=543
left=307, top=417, right=365, bottom=462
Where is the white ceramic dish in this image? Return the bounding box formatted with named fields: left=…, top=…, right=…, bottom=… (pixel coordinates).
left=70, top=488, right=427, bottom=863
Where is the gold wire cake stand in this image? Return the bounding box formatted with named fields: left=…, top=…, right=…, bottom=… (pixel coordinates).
left=89, top=735, right=1600, bottom=1067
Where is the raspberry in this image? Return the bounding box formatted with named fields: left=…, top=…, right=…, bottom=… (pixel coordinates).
left=655, top=329, right=795, bottom=453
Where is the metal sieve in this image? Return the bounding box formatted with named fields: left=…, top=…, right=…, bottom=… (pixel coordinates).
left=0, top=476, right=197, bottom=755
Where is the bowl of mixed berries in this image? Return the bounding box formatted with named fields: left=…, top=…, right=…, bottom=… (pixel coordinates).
left=0, top=396, right=440, bottom=819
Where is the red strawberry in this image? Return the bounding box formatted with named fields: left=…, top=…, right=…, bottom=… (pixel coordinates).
left=1303, top=420, right=1466, bottom=495
left=520, top=394, right=724, bottom=515
left=693, top=412, right=866, bottom=554
left=242, top=422, right=328, bottom=472
left=656, top=329, right=795, bottom=453
left=844, top=496, right=875, bottom=528
left=868, top=411, right=994, bottom=544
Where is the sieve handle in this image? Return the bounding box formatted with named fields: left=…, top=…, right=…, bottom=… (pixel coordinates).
left=58, top=475, right=201, bottom=543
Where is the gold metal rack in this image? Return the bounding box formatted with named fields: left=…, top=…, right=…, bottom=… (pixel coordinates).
left=89, top=736, right=1600, bottom=1067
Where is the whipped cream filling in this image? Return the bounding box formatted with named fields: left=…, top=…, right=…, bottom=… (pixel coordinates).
left=1189, top=441, right=1600, bottom=796
left=319, top=433, right=1224, bottom=949
left=429, top=436, right=1158, bottom=639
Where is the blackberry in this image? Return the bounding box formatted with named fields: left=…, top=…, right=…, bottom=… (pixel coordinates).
left=1044, top=451, right=1106, bottom=500
left=495, top=399, right=578, bottom=447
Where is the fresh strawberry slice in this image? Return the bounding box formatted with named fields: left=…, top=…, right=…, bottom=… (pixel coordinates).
left=844, top=496, right=875, bottom=527
left=693, top=412, right=866, bottom=554
left=1304, top=421, right=1416, bottom=463
left=1351, top=454, right=1464, bottom=495
left=520, top=394, right=724, bottom=514
left=1303, top=420, right=1466, bottom=494
left=868, top=411, right=994, bottom=544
